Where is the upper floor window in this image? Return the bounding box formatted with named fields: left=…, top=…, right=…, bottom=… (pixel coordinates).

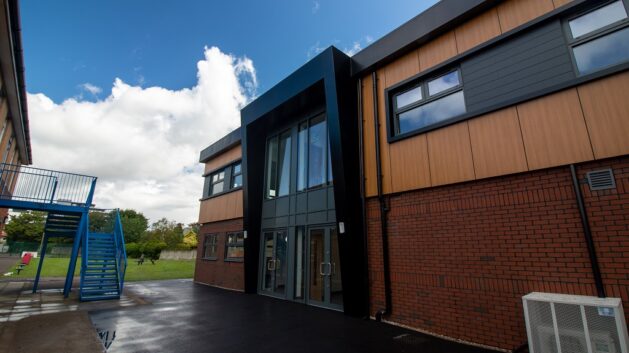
left=231, top=163, right=242, bottom=188
left=391, top=69, right=466, bottom=137
left=266, top=114, right=333, bottom=198
left=265, top=130, right=291, bottom=198
left=202, top=160, right=242, bottom=199
left=566, top=0, right=629, bottom=75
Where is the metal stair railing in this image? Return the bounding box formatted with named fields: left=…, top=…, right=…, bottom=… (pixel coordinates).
left=113, top=209, right=127, bottom=293
left=0, top=163, right=97, bottom=207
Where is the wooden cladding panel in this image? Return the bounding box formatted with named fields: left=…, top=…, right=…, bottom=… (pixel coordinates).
left=553, top=0, right=574, bottom=8
left=390, top=134, right=431, bottom=192
left=0, top=99, right=8, bottom=127
left=455, top=8, right=502, bottom=53
left=384, top=50, right=420, bottom=86
left=204, top=145, right=241, bottom=174
left=577, top=72, right=629, bottom=159
left=468, top=107, right=528, bottom=179
left=517, top=89, right=594, bottom=170
left=199, top=190, right=243, bottom=224
left=361, top=75, right=378, bottom=197
left=427, top=122, right=475, bottom=186
left=418, top=31, right=458, bottom=71
left=497, top=0, right=555, bottom=32
left=0, top=120, right=12, bottom=157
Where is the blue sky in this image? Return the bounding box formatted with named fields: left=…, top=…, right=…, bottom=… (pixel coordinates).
left=22, top=0, right=438, bottom=102
left=20, top=0, right=439, bottom=223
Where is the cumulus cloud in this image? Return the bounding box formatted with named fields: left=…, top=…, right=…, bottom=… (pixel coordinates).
left=343, top=36, right=374, bottom=57
left=27, top=46, right=257, bottom=224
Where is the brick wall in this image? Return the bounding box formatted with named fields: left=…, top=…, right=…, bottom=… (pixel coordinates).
left=367, top=156, right=629, bottom=351
left=194, top=218, right=244, bottom=291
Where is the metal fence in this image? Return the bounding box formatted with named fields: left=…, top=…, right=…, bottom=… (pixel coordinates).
left=0, top=163, right=97, bottom=206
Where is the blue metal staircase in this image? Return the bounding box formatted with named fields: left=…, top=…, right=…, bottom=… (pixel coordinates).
left=0, top=163, right=127, bottom=301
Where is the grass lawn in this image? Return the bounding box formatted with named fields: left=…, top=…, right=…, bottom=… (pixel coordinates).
left=12, top=257, right=195, bottom=282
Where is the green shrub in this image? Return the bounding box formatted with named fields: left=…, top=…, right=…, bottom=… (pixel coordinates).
left=141, top=241, right=167, bottom=261
left=126, top=243, right=141, bottom=258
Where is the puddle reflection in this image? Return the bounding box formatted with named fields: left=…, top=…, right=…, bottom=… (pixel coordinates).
left=98, top=329, right=117, bottom=350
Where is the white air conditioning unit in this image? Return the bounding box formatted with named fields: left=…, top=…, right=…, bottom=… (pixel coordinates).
left=523, top=292, right=628, bottom=353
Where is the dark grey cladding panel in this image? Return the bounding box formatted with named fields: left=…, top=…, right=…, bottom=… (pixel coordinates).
left=275, top=216, right=289, bottom=227
left=296, top=193, right=307, bottom=214
left=296, top=214, right=307, bottom=225
left=327, top=210, right=336, bottom=222
left=262, top=199, right=275, bottom=219
left=276, top=196, right=290, bottom=216
left=308, top=211, right=328, bottom=224
left=461, top=20, right=575, bottom=113
left=307, top=188, right=327, bottom=212
left=327, top=187, right=335, bottom=209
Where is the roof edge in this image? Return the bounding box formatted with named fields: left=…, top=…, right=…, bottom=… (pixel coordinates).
left=351, top=0, right=502, bottom=76
left=199, top=127, right=241, bottom=163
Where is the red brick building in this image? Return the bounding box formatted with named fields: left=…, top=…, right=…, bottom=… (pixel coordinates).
left=195, top=129, right=244, bottom=291
left=198, top=0, right=629, bottom=351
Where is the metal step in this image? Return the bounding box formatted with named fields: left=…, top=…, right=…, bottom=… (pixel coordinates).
left=80, top=294, right=120, bottom=301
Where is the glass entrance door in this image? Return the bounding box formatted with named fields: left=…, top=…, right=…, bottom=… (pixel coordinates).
left=261, top=230, right=288, bottom=296
left=306, top=226, right=343, bottom=310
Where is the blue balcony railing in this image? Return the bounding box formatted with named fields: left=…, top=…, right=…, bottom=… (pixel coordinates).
left=0, top=163, right=97, bottom=207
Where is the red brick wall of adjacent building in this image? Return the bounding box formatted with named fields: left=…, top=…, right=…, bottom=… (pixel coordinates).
left=366, top=156, right=629, bottom=351
left=194, top=218, right=245, bottom=291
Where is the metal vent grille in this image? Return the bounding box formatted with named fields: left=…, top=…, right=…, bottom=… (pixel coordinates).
left=523, top=292, right=629, bottom=353
left=587, top=169, right=616, bottom=191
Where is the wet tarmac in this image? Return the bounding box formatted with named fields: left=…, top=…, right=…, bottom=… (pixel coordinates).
left=89, top=279, right=494, bottom=353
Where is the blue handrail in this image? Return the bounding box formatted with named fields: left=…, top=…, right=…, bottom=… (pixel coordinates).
left=113, top=209, right=127, bottom=292
left=0, top=163, right=97, bottom=207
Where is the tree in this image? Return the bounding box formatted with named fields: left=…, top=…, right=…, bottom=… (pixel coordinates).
left=183, top=230, right=198, bottom=249
left=119, top=209, right=148, bottom=243
left=144, top=218, right=183, bottom=248
left=5, top=211, right=46, bottom=242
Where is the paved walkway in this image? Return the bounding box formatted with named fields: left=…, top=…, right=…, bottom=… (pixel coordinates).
left=89, top=279, right=494, bottom=353
left=0, top=254, right=18, bottom=275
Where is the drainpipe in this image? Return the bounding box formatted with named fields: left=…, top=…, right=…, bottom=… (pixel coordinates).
left=570, top=164, right=605, bottom=298
left=371, top=71, right=392, bottom=321
left=357, top=78, right=371, bottom=319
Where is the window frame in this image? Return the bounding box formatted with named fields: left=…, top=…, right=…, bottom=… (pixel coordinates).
left=264, top=129, right=292, bottom=199
left=563, top=0, right=629, bottom=76
left=202, top=234, right=219, bottom=260
left=201, top=160, right=243, bottom=200
left=224, top=231, right=245, bottom=262
left=231, top=162, right=242, bottom=189
left=390, top=68, right=465, bottom=137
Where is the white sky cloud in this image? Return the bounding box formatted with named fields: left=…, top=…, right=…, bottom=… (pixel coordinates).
left=27, top=46, right=256, bottom=224
left=79, top=82, right=102, bottom=95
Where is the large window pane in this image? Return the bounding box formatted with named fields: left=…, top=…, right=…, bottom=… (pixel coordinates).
left=327, top=137, right=333, bottom=183
left=395, top=86, right=422, bottom=109
left=277, top=131, right=291, bottom=196
left=297, top=123, right=308, bottom=192
left=397, top=91, right=466, bottom=135
left=308, top=116, right=326, bottom=188
left=212, top=181, right=224, bottom=195
left=428, top=71, right=460, bottom=96
left=573, top=27, right=629, bottom=75
left=569, top=1, right=627, bottom=38
left=265, top=136, right=278, bottom=198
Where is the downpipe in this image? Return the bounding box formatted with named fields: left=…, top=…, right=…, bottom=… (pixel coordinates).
left=371, top=71, right=392, bottom=321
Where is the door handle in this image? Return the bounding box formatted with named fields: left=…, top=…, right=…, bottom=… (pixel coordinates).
left=319, top=262, right=326, bottom=276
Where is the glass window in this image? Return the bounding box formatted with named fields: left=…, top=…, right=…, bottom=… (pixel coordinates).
left=308, top=115, right=327, bottom=188
left=225, top=232, right=244, bottom=260
left=209, top=170, right=225, bottom=196
left=428, top=71, right=460, bottom=96
left=327, top=137, right=333, bottom=183
left=203, top=234, right=218, bottom=259
left=573, top=26, right=629, bottom=75
left=397, top=91, right=466, bottom=135
left=297, top=122, right=308, bottom=191
left=265, top=136, right=278, bottom=198
left=231, top=163, right=242, bottom=188
left=277, top=131, right=291, bottom=196
left=569, top=1, right=627, bottom=38
left=395, top=86, right=422, bottom=109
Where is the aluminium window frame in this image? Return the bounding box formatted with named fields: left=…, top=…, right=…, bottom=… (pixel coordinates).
left=200, top=159, right=243, bottom=200
left=231, top=162, right=242, bottom=189
left=224, top=231, right=245, bottom=262
left=263, top=128, right=292, bottom=199
left=202, top=233, right=219, bottom=260
left=562, top=0, right=629, bottom=76
left=390, top=68, right=464, bottom=137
